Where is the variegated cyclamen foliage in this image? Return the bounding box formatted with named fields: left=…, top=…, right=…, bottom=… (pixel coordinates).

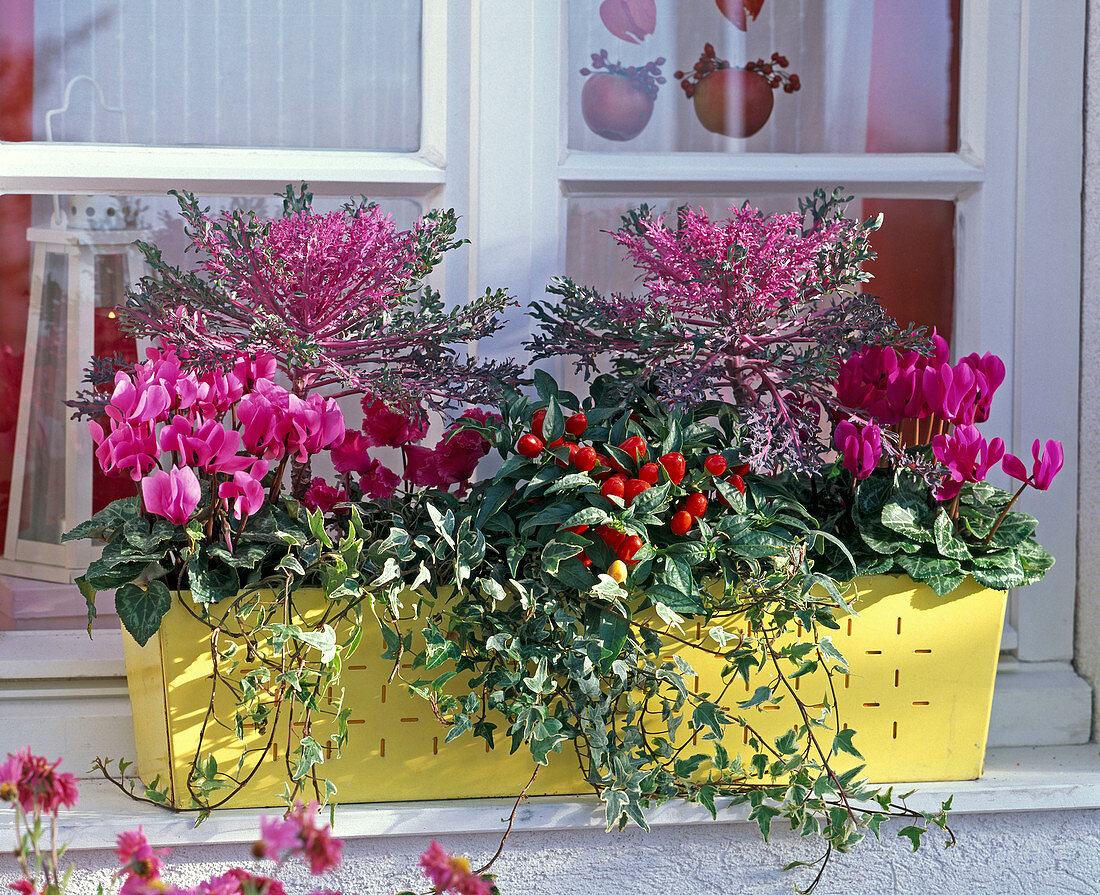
left=527, top=189, right=927, bottom=474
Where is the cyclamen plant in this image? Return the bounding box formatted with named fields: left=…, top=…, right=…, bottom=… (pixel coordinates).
left=528, top=189, right=924, bottom=473
left=1, top=749, right=498, bottom=895
left=803, top=333, right=1062, bottom=594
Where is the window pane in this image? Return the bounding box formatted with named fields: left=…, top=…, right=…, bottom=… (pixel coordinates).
left=0, top=192, right=422, bottom=630
left=562, top=194, right=955, bottom=384
left=567, top=0, right=959, bottom=153
left=0, top=0, right=422, bottom=150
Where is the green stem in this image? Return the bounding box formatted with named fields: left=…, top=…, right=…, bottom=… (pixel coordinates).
left=982, top=482, right=1029, bottom=546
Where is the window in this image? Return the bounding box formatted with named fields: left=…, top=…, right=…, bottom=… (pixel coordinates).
left=0, top=0, right=1086, bottom=771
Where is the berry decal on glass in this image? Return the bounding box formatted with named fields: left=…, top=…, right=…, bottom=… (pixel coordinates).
left=675, top=46, right=800, bottom=138
left=580, top=50, right=666, bottom=142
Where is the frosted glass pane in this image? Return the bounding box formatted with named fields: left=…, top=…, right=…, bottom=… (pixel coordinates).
left=567, top=0, right=959, bottom=153
left=0, top=0, right=422, bottom=150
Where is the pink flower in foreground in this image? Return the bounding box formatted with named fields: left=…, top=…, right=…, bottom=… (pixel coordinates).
left=361, top=394, right=427, bottom=448
left=7, top=879, right=40, bottom=895
left=932, top=424, right=1005, bottom=501
left=115, top=828, right=169, bottom=881
left=833, top=420, right=882, bottom=480
left=0, top=748, right=78, bottom=816
left=1003, top=439, right=1064, bottom=491
left=90, top=420, right=160, bottom=482
left=433, top=411, right=498, bottom=486
left=419, top=840, right=492, bottom=895
left=359, top=458, right=400, bottom=500
left=599, top=0, right=656, bottom=43
left=254, top=814, right=302, bottom=863
left=285, top=802, right=343, bottom=875
left=301, top=479, right=347, bottom=515
left=142, top=466, right=202, bottom=525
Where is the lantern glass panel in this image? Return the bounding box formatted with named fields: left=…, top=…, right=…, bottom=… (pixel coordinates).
left=18, top=250, right=68, bottom=545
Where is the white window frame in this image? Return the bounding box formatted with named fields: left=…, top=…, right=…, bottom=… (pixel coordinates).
left=0, top=0, right=1087, bottom=771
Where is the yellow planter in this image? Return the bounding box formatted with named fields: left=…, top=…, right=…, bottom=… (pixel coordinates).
left=122, top=575, right=1006, bottom=808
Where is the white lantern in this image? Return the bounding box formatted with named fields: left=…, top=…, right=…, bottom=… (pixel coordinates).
left=0, top=203, right=150, bottom=586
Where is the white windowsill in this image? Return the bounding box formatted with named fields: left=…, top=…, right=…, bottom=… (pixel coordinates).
left=52, top=745, right=1100, bottom=851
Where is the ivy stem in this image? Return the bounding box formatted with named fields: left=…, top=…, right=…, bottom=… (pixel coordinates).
left=982, top=481, right=1030, bottom=546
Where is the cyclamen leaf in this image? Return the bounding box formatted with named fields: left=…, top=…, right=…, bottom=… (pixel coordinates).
left=933, top=511, right=972, bottom=561
left=116, top=580, right=172, bottom=647
left=881, top=494, right=934, bottom=543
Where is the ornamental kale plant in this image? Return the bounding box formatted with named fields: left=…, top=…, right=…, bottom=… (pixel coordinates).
left=89, top=184, right=521, bottom=428
left=527, top=189, right=925, bottom=473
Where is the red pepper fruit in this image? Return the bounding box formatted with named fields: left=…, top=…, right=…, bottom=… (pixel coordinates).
left=728, top=473, right=746, bottom=495
left=731, top=463, right=750, bottom=476
left=617, top=534, right=644, bottom=563
left=619, top=436, right=648, bottom=463
left=565, top=412, right=588, bottom=438
left=704, top=454, right=727, bottom=476
left=556, top=442, right=579, bottom=468
left=624, top=478, right=650, bottom=505
left=684, top=492, right=708, bottom=517
left=601, top=474, right=627, bottom=501
left=531, top=408, right=547, bottom=441
left=574, top=445, right=598, bottom=472
left=517, top=433, right=544, bottom=458
left=548, top=437, right=565, bottom=449
left=658, top=451, right=686, bottom=485
left=564, top=524, right=589, bottom=535
left=596, top=524, right=626, bottom=550
left=670, top=510, right=693, bottom=536
left=580, top=551, right=593, bottom=568
left=638, top=462, right=660, bottom=485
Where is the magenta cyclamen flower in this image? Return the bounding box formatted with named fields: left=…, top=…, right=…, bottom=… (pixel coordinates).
left=931, top=424, right=1005, bottom=501
left=834, top=420, right=882, bottom=480
left=0, top=748, right=78, bottom=817
left=1003, top=439, right=1064, bottom=491
left=361, top=394, right=428, bottom=448
left=358, top=458, right=400, bottom=500
left=142, top=466, right=202, bottom=525
left=218, top=461, right=270, bottom=520
left=301, top=479, right=347, bottom=515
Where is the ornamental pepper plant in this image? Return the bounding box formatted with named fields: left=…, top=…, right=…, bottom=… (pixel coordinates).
left=396, top=374, right=953, bottom=889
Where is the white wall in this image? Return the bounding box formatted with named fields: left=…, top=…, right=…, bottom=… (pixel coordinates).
left=5, top=809, right=1100, bottom=895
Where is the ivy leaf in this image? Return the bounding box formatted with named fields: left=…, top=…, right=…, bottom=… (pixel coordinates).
left=292, top=736, right=325, bottom=781
left=831, top=728, right=864, bottom=760
left=749, top=804, right=781, bottom=842
left=115, top=580, right=173, bottom=647
left=740, top=685, right=772, bottom=709
left=897, top=825, right=925, bottom=852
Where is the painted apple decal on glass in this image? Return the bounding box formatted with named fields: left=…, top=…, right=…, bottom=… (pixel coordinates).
left=715, top=0, right=765, bottom=31
left=675, top=45, right=799, bottom=138
left=580, top=50, right=666, bottom=142
left=599, top=0, right=657, bottom=43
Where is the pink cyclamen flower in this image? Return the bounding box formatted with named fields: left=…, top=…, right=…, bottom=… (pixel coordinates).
left=361, top=393, right=428, bottom=448
left=115, top=828, right=169, bottom=881
left=237, top=380, right=291, bottom=460
left=599, top=0, right=656, bottom=43
left=301, top=479, right=347, bottom=515
left=105, top=373, right=173, bottom=427
left=142, top=466, right=202, bottom=526
left=1003, top=438, right=1064, bottom=491
left=282, top=394, right=345, bottom=463
left=433, top=411, right=499, bottom=487
left=359, top=458, right=400, bottom=500
left=833, top=420, right=882, bottom=480
left=0, top=748, right=78, bottom=816
left=7, top=879, right=40, bottom=895
left=922, top=361, right=977, bottom=425
left=956, top=351, right=1006, bottom=423
left=330, top=429, right=376, bottom=476
left=932, top=424, right=1005, bottom=501
left=218, top=460, right=270, bottom=520
left=419, top=840, right=492, bottom=895
left=90, top=420, right=160, bottom=482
